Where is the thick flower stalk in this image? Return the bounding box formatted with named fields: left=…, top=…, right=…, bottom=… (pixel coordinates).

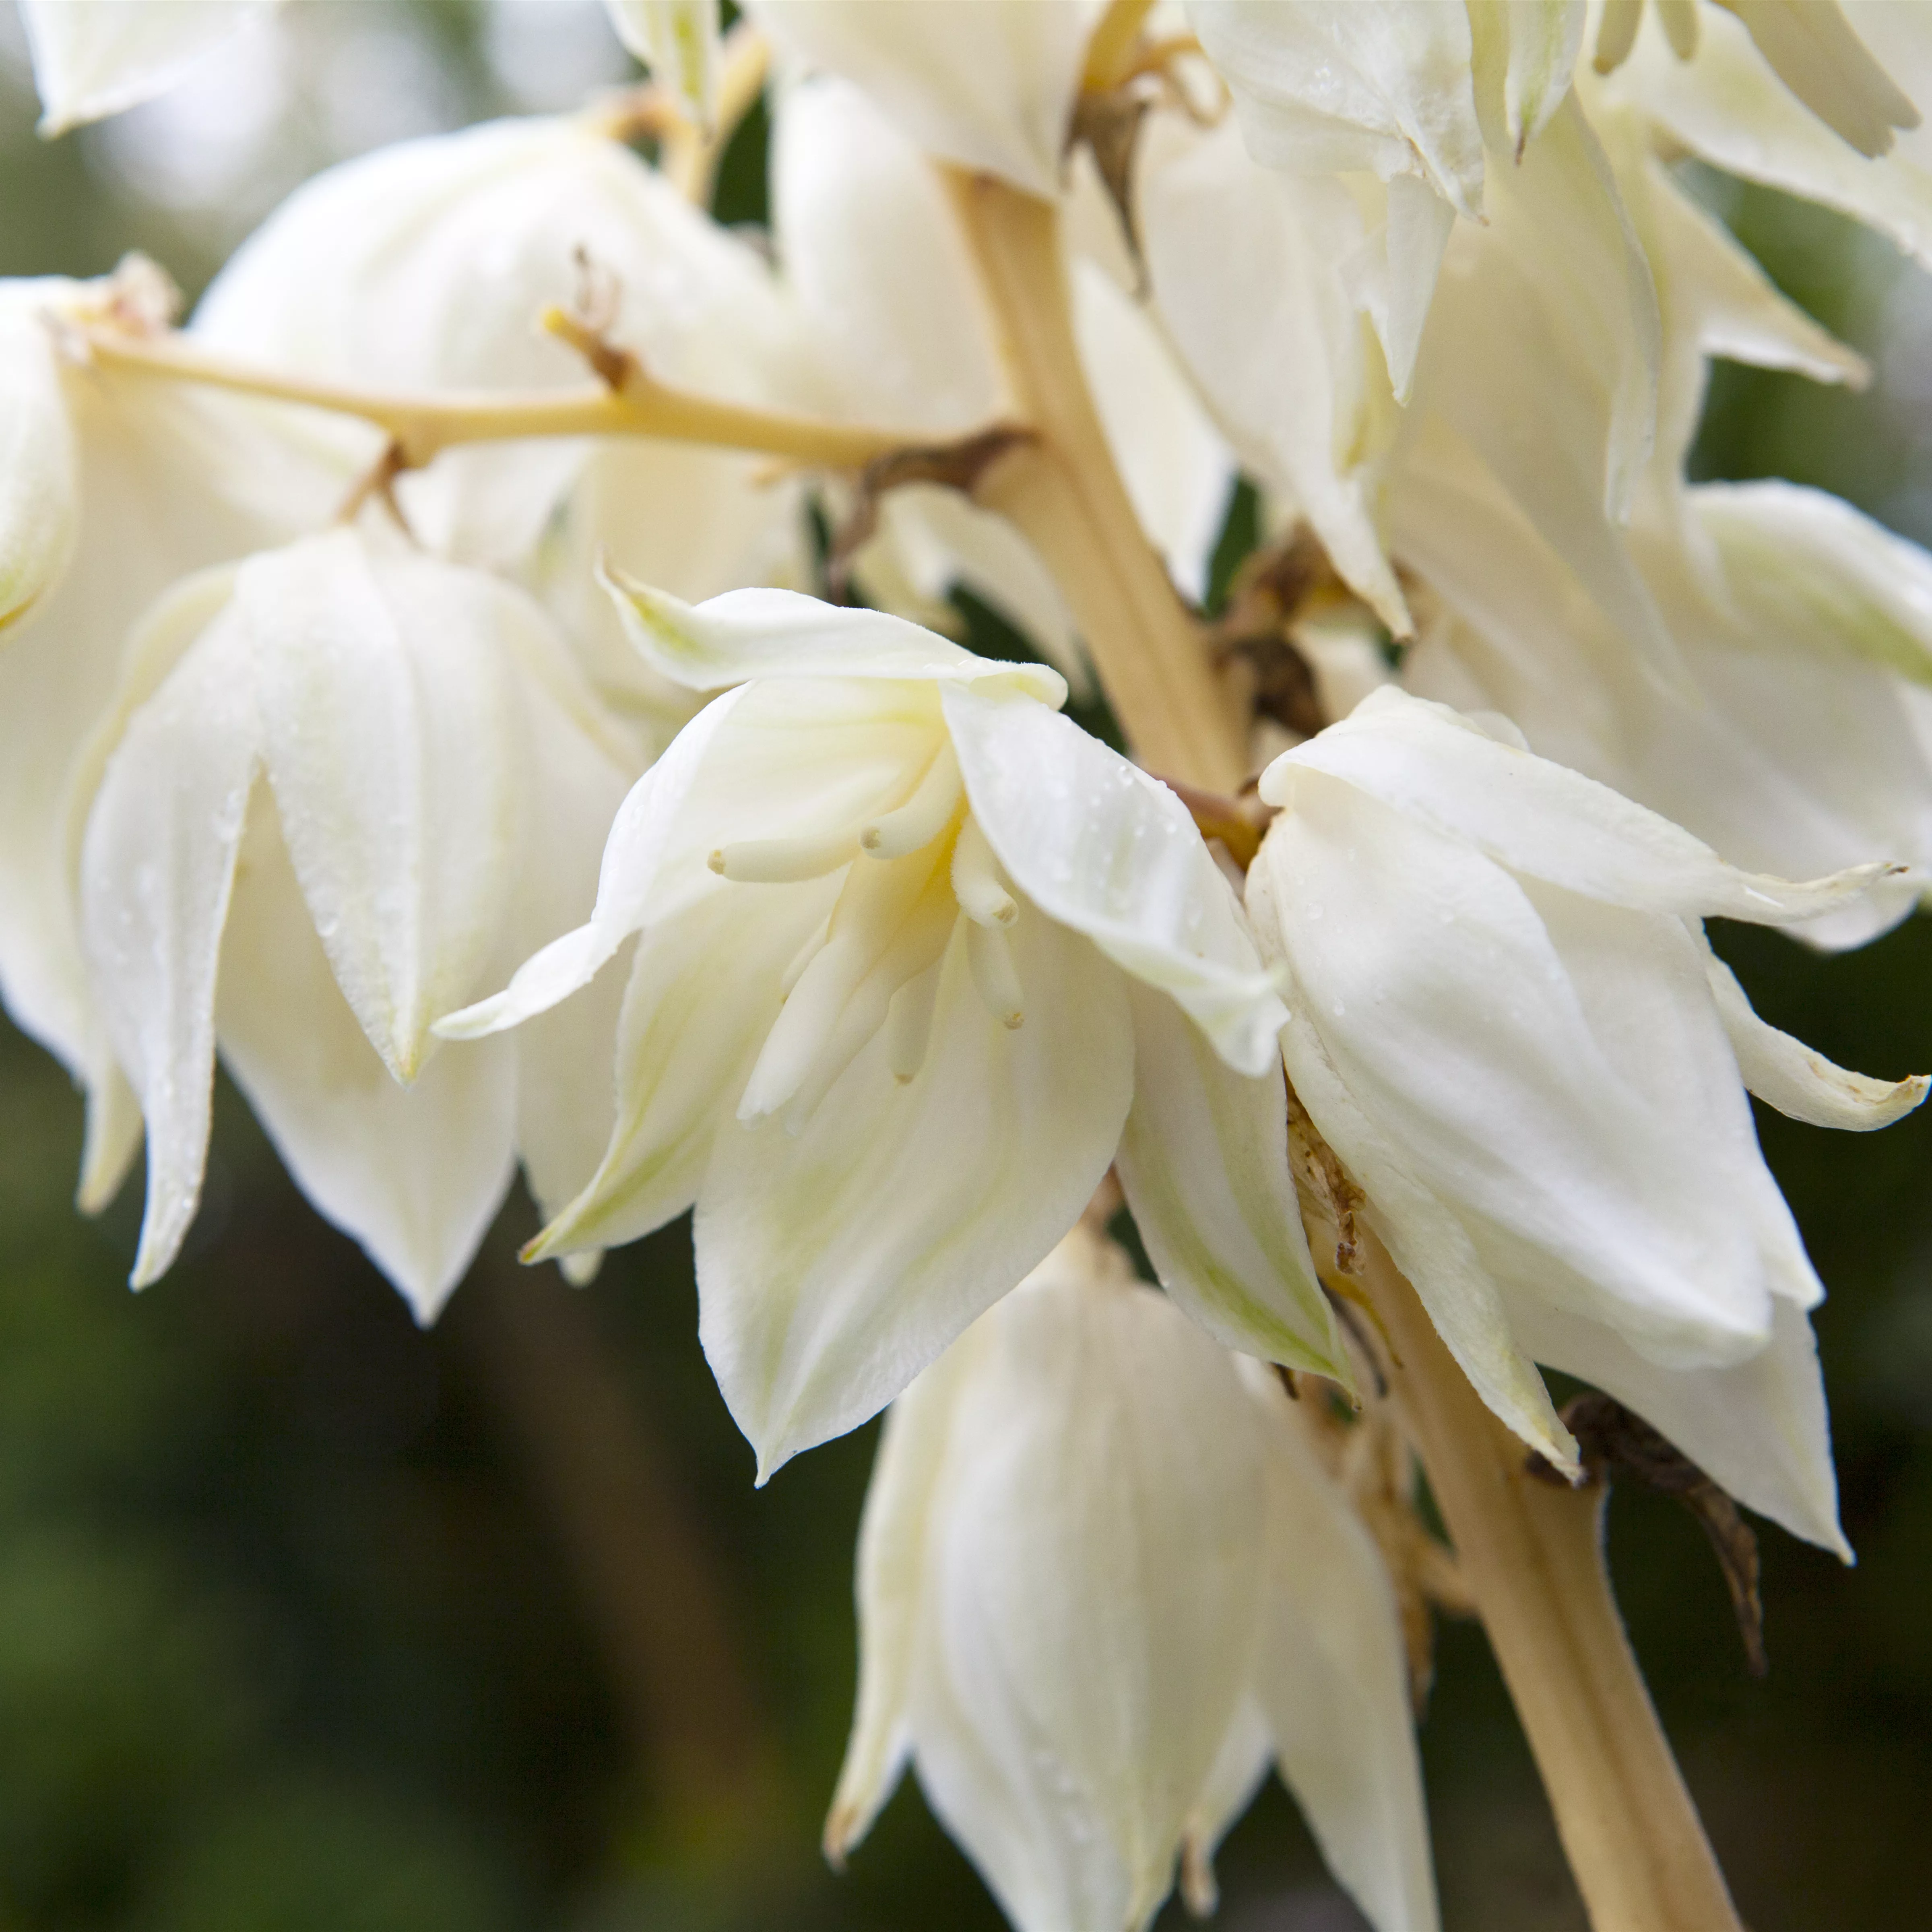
left=442, top=581, right=1346, bottom=1472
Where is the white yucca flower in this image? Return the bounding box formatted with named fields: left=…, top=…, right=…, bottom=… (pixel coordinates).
left=78, top=524, right=635, bottom=1318
left=191, top=109, right=816, bottom=726
left=1247, top=686, right=1926, bottom=1547
left=442, top=581, right=1349, bottom=1473
left=827, top=1222, right=1438, bottom=1932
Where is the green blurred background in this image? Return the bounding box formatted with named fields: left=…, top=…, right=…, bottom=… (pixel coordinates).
left=2, top=4, right=1930, bottom=1928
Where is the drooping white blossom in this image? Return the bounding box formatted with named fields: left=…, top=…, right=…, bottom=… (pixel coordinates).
left=0, top=260, right=342, bottom=1212
left=1247, top=686, right=1925, bottom=1548
left=441, top=581, right=1347, bottom=1474
left=827, top=1223, right=1437, bottom=1932
left=192, top=111, right=816, bottom=743
left=78, top=524, right=635, bottom=1318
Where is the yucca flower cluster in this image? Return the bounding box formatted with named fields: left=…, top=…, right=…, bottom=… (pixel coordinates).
left=4, top=2, right=1931, bottom=1928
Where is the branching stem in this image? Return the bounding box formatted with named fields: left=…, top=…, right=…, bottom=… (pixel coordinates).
left=78, top=320, right=917, bottom=474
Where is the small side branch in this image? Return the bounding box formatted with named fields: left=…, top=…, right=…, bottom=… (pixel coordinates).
left=79, top=321, right=924, bottom=475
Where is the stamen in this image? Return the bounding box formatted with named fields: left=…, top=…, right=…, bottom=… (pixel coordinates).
left=740, top=840, right=949, bottom=1120
left=710, top=832, right=859, bottom=882
left=861, top=744, right=963, bottom=859
left=887, top=964, right=942, bottom=1085
left=951, top=815, right=1018, bottom=927
left=967, top=919, right=1025, bottom=1030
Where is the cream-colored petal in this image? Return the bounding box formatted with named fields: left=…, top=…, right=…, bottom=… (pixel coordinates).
left=1267, top=685, right=1905, bottom=926
left=1245, top=854, right=1577, bottom=1473
left=1190, top=0, right=1487, bottom=217
left=1115, top=982, right=1347, bottom=1381
left=745, top=0, right=1089, bottom=197
left=0, top=299, right=76, bottom=632
left=603, top=0, right=721, bottom=125
left=908, top=1241, right=1267, bottom=1932
left=1703, top=942, right=1928, bottom=1130
left=1140, top=114, right=1410, bottom=630
left=1244, top=1364, right=1441, bottom=1932
left=826, top=1319, right=993, bottom=1862
left=1503, top=1286, right=1849, bottom=1557
left=78, top=602, right=260, bottom=1287
left=217, top=800, right=517, bottom=1322
left=1468, top=0, right=1586, bottom=158
left=243, top=530, right=528, bottom=1083
left=602, top=571, right=1065, bottom=703
left=20, top=0, right=277, bottom=134
left=944, top=681, right=1287, bottom=1075
left=696, top=910, right=1133, bottom=1478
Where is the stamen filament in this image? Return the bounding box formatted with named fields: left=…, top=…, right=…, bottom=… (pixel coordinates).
left=967, top=920, right=1025, bottom=1030
left=887, top=963, right=943, bottom=1085
left=710, top=833, right=858, bottom=883
left=952, top=816, right=1018, bottom=927
left=861, top=745, right=964, bottom=859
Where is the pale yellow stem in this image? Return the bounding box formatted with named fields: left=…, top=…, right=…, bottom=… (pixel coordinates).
left=79, top=322, right=915, bottom=473
left=937, top=169, right=1249, bottom=793
left=1082, top=0, right=1161, bottom=92
left=1358, top=1234, right=1746, bottom=1932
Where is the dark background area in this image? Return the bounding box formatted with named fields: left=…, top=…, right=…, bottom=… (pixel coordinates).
left=1, top=5, right=1928, bottom=1927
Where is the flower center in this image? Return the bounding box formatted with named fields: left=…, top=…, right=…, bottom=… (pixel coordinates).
left=707, top=740, right=1025, bottom=1129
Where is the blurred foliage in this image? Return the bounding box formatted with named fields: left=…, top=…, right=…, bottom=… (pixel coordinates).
left=1, top=7, right=1931, bottom=1929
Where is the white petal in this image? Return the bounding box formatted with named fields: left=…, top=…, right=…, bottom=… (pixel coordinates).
left=0, top=300, right=76, bottom=631
left=1249, top=861, right=1573, bottom=1473
left=826, top=1319, right=993, bottom=1862
left=1257, top=775, right=1784, bottom=1367
left=196, top=115, right=801, bottom=568
left=242, top=531, right=528, bottom=1082
left=217, top=801, right=517, bottom=1321
left=1408, top=94, right=1673, bottom=679
left=1605, top=1, right=1932, bottom=268
left=1177, top=1701, right=1273, bottom=1917
left=910, top=1246, right=1266, bottom=1932
left=79, top=600, right=260, bottom=1287
left=1266, top=685, right=1905, bottom=925
left=1468, top=0, right=1586, bottom=158
left=1071, top=259, right=1235, bottom=606
left=526, top=884, right=828, bottom=1259
left=1703, top=942, right=1928, bottom=1130
left=1697, top=481, right=1932, bottom=687
left=601, top=572, right=1065, bottom=704
left=744, top=0, right=1089, bottom=197
left=1139, top=115, right=1410, bottom=631
left=502, top=638, right=643, bottom=1229
left=695, top=909, right=1133, bottom=1478
left=944, top=681, right=1287, bottom=1074
left=1189, top=0, right=1487, bottom=218
left=1503, top=1287, right=1849, bottom=1557
left=436, top=685, right=752, bottom=1041
left=1720, top=0, right=1918, bottom=159
left=1115, top=983, right=1347, bottom=1380
left=19, top=0, right=277, bottom=134
left=1245, top=1366, right=1441, bottom=1932
left=771, top=72, right=1003, bottom=436
left=603, top=0, right=721, bottom=124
